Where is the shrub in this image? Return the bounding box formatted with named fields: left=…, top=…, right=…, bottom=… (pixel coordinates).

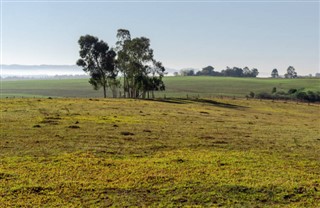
left=288, top=88, right=297, bottom=94
left=296, top=91, right=308, bottom=101
left=256, top=92, right=273, bottom=99
left=249, top=92, right=255, bottom=98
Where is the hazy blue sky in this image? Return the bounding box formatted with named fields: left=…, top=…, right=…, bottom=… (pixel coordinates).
left=1, top=0, right=319, bottom=76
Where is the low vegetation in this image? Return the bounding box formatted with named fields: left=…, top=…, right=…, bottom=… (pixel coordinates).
left=254, top=88, right=320, bottom=102
left=1, top=98, right=319, bottom=207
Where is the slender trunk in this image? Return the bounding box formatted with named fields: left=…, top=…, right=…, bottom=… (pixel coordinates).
left=123, top=74, right=127, bottom=98
left=103, top=85, right=107, bottom=98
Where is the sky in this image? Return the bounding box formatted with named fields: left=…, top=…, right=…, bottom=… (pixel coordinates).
left=1, top=0, right=319, bottom=76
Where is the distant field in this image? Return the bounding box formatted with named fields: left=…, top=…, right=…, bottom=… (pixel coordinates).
left=0, top=98, right=319, bottom=207
left=1, top=77, right=319, bottom=98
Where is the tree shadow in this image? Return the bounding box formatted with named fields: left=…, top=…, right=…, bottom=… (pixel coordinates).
left=149, top=98, right=248, bottom=110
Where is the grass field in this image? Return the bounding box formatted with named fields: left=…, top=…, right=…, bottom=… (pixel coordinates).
left=0, top=97, right=319, bottom=207
left=1, top=76, right=319, bottom=98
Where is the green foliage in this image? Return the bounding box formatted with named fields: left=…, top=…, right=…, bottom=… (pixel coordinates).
left=196, top=66, right=215, bottom=76
left=285, top=66, right=298, bottom=78
left=116, top=29, right=165, bottom=98
left=271, top=68, right=279, bottom=78
left=256, top=92, right=273, bottom=99
left=183, top=66, right=259, bottom=77
left=256, top=87, right=320, bottom=102
left=180, top=69, right=195, bottom=76
left=76, top=30, right=165, bottom=99
left=288, top=88, right=297, bottom=94
left=76, top=35, right=117, bottom=98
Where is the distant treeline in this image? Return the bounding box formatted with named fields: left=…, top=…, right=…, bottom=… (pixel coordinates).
left=176, top=66, right=258, bottom=77
left=176, top=65, right=307, bottom=78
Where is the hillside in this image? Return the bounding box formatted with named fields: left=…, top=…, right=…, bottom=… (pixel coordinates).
left=1, top=77, right=319, bottom=98
left=0, top=98, right=319, bottom=206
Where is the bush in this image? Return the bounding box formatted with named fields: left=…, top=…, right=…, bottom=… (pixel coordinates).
left=256, top=92, right=273, bottom=99
left=288, top=88, right=297, bottom=94
left=253, top=88, right=320, bottom=102
left=296, top=91, right=307, bottom=101
left=306, top=91, right=320, bottom=102
left=273, top=91, right=291, bottom=100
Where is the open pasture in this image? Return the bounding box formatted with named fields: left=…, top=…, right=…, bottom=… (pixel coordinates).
left=0, top=98, right=319, bottom=207
left=1, top=77, right=319, bottom=98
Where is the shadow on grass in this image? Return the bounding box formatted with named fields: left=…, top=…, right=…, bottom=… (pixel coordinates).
left=150, top=98, right=248, bottom=110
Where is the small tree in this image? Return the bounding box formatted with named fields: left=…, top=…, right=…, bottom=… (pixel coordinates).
left=76, top=35, right=117, bottom=98
left=284, top=66, right=297, bottom=78
left=180, top=69, right=194, bottom=76
left=271, top=69, right=279, bottom=78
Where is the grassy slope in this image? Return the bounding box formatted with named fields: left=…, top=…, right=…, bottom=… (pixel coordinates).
left=0, top=98, right=319, bottom=207
left=1, top=77, right=319, bottom=98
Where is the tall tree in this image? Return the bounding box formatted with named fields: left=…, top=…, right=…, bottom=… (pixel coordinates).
left=76, top=35, right=117, bottom=98
left=116, top=29, right=131, bottom=97
left=116, top=29, right=165, bottom=98
left=271, top=68, right=279, bottom=78
left=243, top=66, right=251, bottom=77
left=251, top=68, right=259, bottom=77
left=285, top=66, right=297, bottom=78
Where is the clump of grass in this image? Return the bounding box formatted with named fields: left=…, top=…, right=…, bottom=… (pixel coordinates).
left=68, top=125, right=80, bottom=129
left=121, top=132, right=135, bottom=136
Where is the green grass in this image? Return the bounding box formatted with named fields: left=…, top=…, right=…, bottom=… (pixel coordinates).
left=0, top=98, right=319, bottom=207
left=1, top=76, right=319, bottom=98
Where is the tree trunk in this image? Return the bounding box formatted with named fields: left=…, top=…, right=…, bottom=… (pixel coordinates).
left=123, top=75, right=127, bottom=98
left=103, top=85, right=107, bottom=98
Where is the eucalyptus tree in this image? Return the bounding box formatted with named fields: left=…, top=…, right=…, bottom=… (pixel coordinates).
left=76, top=35, right=117, bottom=98
left=116, top=29, right=165, bottom=98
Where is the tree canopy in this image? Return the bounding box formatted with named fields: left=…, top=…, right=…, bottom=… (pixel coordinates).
left=77, top=30, right=165, bottom=98
left=285, top=66, right=298, bottom=78
left=181, top=66, right=259, bottom=77
left=76, top=35, right=117, bottom=98
left=116, top=29, right=165, bottom=98
left=271, top=69, right=279, bottom=78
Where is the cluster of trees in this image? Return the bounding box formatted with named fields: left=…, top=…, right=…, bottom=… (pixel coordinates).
left=253, top=88, right=320, bottom=102
left=177, top=66, right=259, bottom=77
left=76, top=29, right=165, bottom=98
left=177, top=65, right=300, bottom=79
left=271, top=66, right=298, bottom=78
